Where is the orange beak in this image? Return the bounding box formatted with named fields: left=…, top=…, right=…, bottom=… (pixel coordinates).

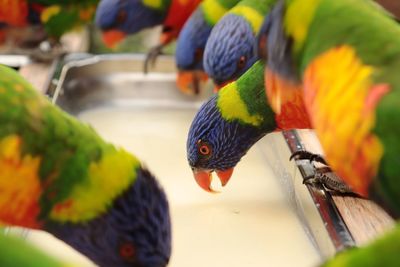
left=176, top=70, right=209, bottom=95
left=213, top=80, right=232, bottom=93
left=192, top=168, right=234, bottom=193
left=102, top=30, right=126, bottom=49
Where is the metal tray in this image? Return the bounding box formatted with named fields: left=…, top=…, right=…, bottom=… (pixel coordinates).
left=27, top=54, right=326, bottom=266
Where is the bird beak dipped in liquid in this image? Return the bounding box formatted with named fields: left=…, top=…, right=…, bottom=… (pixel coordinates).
left=192, top=167, right=234, bottom=192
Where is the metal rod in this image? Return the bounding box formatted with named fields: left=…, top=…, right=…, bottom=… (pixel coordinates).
left=282, top=130, right=356, bottom=252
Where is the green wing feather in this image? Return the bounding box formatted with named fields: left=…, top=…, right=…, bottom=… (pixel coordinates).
left=0, top=231, right=76, bottom=267
left=0, top=64, right=140, bottom=227
left=321, top=223, right=400, bottom=267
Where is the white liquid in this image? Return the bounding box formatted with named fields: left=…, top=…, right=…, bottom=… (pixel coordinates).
left=21, top=106, right=320, bottom=267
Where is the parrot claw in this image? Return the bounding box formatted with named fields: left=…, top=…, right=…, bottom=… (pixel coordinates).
left=303, top=166, right=354, bottom=194
left=144, top=44, right=164, bottom=74
left=290, top=150, right=328, bottom=165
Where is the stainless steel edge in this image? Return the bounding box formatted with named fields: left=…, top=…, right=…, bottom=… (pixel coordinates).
left=282, top=130, right=356, bottom=253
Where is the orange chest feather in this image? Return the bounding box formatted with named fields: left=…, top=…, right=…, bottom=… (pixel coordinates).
left=0, top=0, right=29, bottom=26
left=0, top=135, right=42, bottom=229
left=302, top=46, right=389, bottom=196
left=275, top=89, right=312, bottom=130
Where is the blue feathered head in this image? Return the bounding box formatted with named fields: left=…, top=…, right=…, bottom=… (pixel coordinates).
left=175, top=8, right=212, bottom=94
left=95, top=0, right=167, bottom=48
left=186, top=95, right=269, bottom=192
left=203, top=14, right=257, bottom=88
left=176, top=8, right=213, bottom=71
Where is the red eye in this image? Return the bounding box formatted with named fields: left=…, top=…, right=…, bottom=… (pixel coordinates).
left=194, top=48, right=204, bottom=61
left=197, top=140, right=212, bottom=156
left=119, top=242, right=136, bottom=261
left=117, top=10, right=127, bottom=24
left=237, top=55, right=246, bottom=70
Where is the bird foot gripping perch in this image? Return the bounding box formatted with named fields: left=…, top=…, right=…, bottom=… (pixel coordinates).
left=143, top=44, right=164, bottom=74
left=290, top=150, right=354, bottom=194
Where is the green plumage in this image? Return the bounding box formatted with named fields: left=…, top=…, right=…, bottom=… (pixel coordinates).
left=217, top=60, right=276, bottom=131
left=36, top=0, right=99, bottom=38
left=321, top=224, right=400, bottom=267
left=0, top=231, right=74, bottom=267
left=201, top=0, right=241, bottom=26
left=231, top=0, right=275, bottom=16
left=0, top=64, right=138, bottom=224
left=0, top=63, right=171, bottom=267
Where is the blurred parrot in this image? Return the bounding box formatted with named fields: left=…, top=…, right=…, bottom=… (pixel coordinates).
left=0, top=64, right=171, bottom=267
left=186, top=61, right=311, bottom=192
left=0, top=231, right=79, bottom=267
left=321, top=223, right=400, bottom=267
left=0, top=0, right=98, bottom=51
left=259, top=0, right=400, bottom=216
left=0, top=1, right=44, bottom=45
left=36, top=0, right=99, bottom=39
left=95, top=0, right=201, bottom=72
left=0, top=0, right=40, bottom=27
left=175, top=0, right=240, bottom=95
left=202, top=0, right=276, bottom=91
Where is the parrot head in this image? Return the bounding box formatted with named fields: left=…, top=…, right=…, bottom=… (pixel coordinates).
left=95, top=0, right=166, bottom=48
left=186, top=60, right=277, bottom=193
left=186, top=95, right=269, bottom=192
left=203, top=14, right=257, bottom=91
left=257, top=0, right=303, bottom=114
left=48, top=167, right=171, bottom=267
left=175, top=8, right=211, bottom=95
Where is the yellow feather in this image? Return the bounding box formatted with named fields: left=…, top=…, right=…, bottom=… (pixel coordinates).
left=50, top=147, right=140, bottom=223
left=230, top=5, right=263, bottom=33
left=218, top=82, right=264, bottom=127
left=143, top=0, right=163, bottom=9
left=202, top=0, right=229, bottom=25
left=40, top=5, right=61, bottom=23
left=303, top=46, right=385, bottom=195
left=284, top=0, right=320, bottom=52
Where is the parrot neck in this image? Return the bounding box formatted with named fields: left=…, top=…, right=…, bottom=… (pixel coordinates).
left=45, top=147, right=141, bottom=225
left=143, top=0, right=172, bottom=11
left=283, top=0, right=320, bottom=53
left=217, top=61, right=277, bottom=132
left=202, top=0, right=240, bottom=26
left=229, top=0, right=276, bottom=33
left=45, top=167, right=171, bottom=267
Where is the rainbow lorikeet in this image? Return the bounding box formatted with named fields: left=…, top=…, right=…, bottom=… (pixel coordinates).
left=175, top=0, right=240, bottom=94
left=259, top=0, right=400, bottom=216
left=202, top=0, right=276, bottom=91
left=0, top=231, right=79, bottom=267
left=95, top=0, right=201, bottom=71
left=0, top=0, right=44, bottom=45
left=186, top=61, right=311, bottom=192
left=36, top=0, right=99, bottom=39
left=0, top=64, right=171, bottom=266
left=0, top=0, right=41, bottom=27
left=321, top=223, right=400, bottom=267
